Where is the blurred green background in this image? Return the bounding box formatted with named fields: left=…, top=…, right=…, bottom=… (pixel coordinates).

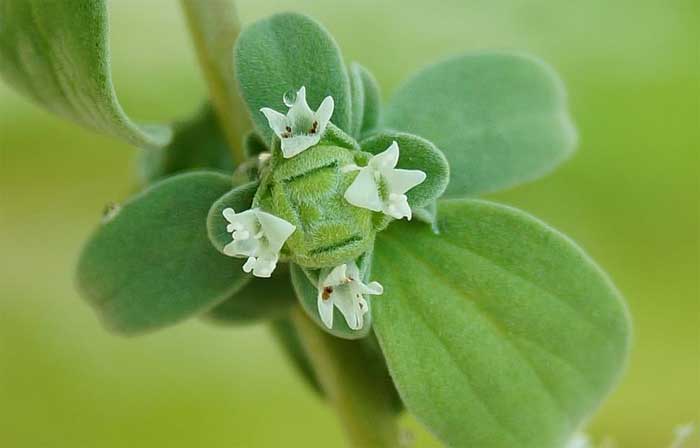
left=1, top=0, right=698, bottom=447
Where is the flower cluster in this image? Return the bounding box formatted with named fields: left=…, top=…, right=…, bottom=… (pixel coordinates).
left=221, top=86, right=427, bottom=329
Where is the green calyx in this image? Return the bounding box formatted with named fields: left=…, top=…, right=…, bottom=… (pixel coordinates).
left=254, top=142, right=378, bottom=268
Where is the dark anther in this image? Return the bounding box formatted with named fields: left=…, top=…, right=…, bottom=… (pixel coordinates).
left=309, top=120, right=318, bottom=134
left=322, top=286, right=333, bottom=301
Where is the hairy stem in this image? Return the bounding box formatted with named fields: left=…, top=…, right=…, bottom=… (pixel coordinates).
left=291, top=307, right=400, bottom=448
left=180, top=0, right=250, bottom=164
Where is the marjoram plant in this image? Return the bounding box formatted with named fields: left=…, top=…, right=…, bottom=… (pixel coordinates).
left=0, top=1, right=631, bottom=447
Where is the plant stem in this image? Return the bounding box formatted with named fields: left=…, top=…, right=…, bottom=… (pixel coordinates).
left=180, top=0, right=250, bottom=164
left=291, top=307, right=400, bottom=448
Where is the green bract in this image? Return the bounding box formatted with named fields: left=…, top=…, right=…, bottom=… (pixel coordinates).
left=1, top=5, right=631, bottom=448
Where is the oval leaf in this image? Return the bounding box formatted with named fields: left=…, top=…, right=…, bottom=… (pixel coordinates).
left=372, top=199, right=630, bottom=448
left=385, top=52, right=577, bottom=197
left=77, top=171, right=248, bottom=334
left=360, top=131, right=449, bottom=208
left=0, top=0, right=171, bottom=148
left=235, top=12, right=352, bottom=139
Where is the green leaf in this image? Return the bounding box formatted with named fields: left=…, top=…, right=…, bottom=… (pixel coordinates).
left=207, top=181, right=259, bottom=254
left=138, top=103, right=235, bottom=184
left=360, top=131, right=449, bottom=208
left=205, top=263, right=296, bottom=324
left=0, top=0, right=171, bottom=148
left=77, top=172, right=248, bottom=334
left=372, top=199, right=630, bottom=448
left=349, top=63, right=382, bottom=138
left=235, top=12, right=352, bottom=139
left=384, top=52, right=577, bottom=197
left=243, top=131, right=269, bottom=158
left=289, top=253, right=375, bottom=340
left=270, top=317, right=324, bottom=395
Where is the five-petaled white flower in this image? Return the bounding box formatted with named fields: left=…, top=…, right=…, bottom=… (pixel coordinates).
left=343, top=141, right=426, bottom=220
left=260, top=86, right=334, bottom=159
left=222, top=207, right=296, bottom=278
left=317, top=262, right=383, bottom=330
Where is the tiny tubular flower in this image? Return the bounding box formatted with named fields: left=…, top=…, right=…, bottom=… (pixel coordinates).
left=343, top=141, right=426, bottom=220
left=317, top=262, right=383, bottom=330
left=260, top=86, right=334, bottom=159
left=222, top=207, right=296, bottom=278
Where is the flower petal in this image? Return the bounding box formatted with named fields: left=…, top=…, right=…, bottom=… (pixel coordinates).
left=322, top=264, right=348, bottom=288
left=384, top=168, right=427, bottom=195
left=370, top=140, right=400, bottom=171
left=222, top=207, right=237, bottom=223
left=280, top=134, right=320, bottom=158
left=384, top=193, right=413, bottom=220
left=333, top=286, right=362, bottom=330
left=255, top=210, right=296, bottom=253
left=260, top=108, right=288, bottom=137
left=315, top=96, right=335, bottom=133
left=287, top=86, right=314, bottom=126
left=344, top=167, right=383, bottom=212
left=345, top=261, right=361, bottom=281
left=317, top=293, right=335, bottom=329
left=360, top=281, right=384, bottom=296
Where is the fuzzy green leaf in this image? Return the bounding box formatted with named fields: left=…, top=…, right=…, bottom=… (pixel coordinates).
left=77, top=172, right=247, bottom=334
left=235, top=12, right=352, bottom=139
left=372, top=199, right=630, bottom=448
left=349, top=63, right=382, bottom=138
left=207, top=181, right=259, bottom=254
left=0, top=0, right=171, bottom=148
left=385, top=52, right=577, bottom=197
left=139, top=103, right=235, bottom=184
left=205, top=264, right=296, bottom=324
left=289, top=255, right=374, bottom=340
left=360, top=132, right=449, bottom=208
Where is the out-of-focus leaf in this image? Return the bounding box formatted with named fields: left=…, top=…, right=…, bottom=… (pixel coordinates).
left=77, top=172, right=247, bottom=334
left=138, top=103, right=234, bottom=184
left=0, top=0, right=171, bottom=148
left=270, top=317, right=324, bottom=395
left=205, top=264, right=296, bottom=323
left=372, top=199, right=630, bottom=448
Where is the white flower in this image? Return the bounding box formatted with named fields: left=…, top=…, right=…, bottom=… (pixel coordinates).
left=343, top=141, right=426, bottom=220
left=260, top=86, right=334, bottom=158
left=317, top=262, right=383, bottom=330
left=221, top=207, right=295, bottom=278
